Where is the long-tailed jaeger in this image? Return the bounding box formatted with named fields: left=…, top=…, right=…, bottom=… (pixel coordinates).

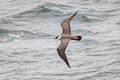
left=55, top=11, right=82, bottom=68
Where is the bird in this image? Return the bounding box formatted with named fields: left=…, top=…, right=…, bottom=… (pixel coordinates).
left=55, top=11, right=82, bottom=68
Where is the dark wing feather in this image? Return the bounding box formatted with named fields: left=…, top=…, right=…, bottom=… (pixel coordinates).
left=57, top=39, right=71, bottom=68
left=61, top=11, right=78, bottom=35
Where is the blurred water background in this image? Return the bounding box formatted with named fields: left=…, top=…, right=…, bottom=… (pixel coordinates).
left=0, top=0, right=120, bottom=80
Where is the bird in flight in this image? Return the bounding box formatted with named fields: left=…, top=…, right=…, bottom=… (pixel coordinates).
left=55, top=11, right=82, bottom=68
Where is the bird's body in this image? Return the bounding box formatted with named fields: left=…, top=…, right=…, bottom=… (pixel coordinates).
left=55, top=11, right=82, bottom=68
left=57, top=34, right=71, bottom=40
left=57, top=34, right=81, bottom=40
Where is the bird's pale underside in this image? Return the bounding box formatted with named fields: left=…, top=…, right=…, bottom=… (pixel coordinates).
left=56, top=11, right=81, bottom=68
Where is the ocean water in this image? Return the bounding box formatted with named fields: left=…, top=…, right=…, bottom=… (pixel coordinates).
left=0, top=0, right=120, bottom=80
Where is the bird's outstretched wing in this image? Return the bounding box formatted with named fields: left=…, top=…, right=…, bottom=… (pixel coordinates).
left=61, top=11, right=78, bottom=35
left=57, top=39, right=71, bottom=68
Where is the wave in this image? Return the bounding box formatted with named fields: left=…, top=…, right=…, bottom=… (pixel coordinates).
left=2, top=2, right=88, bottom=21
left=14, top=2, right=65, bottom=19
left=0, top=29, right=51, bottom=42
left=19, top=2, right=72, bottom=15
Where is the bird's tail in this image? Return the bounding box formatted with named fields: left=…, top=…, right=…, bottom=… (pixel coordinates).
left=76, top=36, right=82, bottom=41
left=71, top=36, right=82, bottom=41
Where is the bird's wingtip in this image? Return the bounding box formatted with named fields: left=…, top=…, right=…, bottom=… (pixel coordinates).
left=74, top=11, right=79, bottom=14
left=70, top=11, right=79, bottom=18
left=75, top=11, right=79, bottom=13
left=64, top=59, right=71, bottom=68
left=68, top=65, right=71, bottom=68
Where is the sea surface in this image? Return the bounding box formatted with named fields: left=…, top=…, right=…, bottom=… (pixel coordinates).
left=0, top=0, right=120, bottom=80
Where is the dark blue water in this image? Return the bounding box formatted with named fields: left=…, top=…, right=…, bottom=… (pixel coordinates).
left=0, top=0, right=120, bottom=80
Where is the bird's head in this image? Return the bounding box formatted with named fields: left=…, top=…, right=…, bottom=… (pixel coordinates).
left=54, top=35, right=61, bottom=40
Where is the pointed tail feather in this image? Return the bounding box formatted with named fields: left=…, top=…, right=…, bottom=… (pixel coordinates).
left=76, top=36, right=82, bottom=41
left=71, top=36, right=82, bottom=41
